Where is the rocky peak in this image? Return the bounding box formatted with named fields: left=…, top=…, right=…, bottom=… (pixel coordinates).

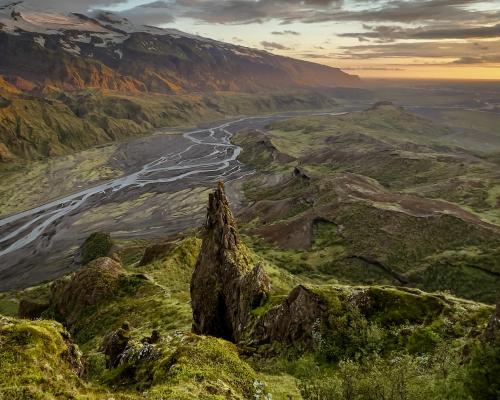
left=206, top=181, right=240, bottom=253
left=252, top=285, right=327, bottom=346
left=190, top=182, right=270, bottom=343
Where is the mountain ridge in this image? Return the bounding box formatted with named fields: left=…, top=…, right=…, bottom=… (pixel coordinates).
left=0, top=2, right=360, bottom=94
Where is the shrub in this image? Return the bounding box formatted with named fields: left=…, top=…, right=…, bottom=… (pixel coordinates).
left=81, top=232, right=114, bottom=265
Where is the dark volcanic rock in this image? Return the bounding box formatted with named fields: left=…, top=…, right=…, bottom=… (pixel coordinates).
left=190, top=182, right=270, bottom=343
left=252, top=285, right=327, bottom=346
left=100, top=321, right=131, bottom=369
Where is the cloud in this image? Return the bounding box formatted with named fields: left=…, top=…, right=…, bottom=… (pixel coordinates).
left=3, top=0, right=499, bottom=28
left=178, top=0, right=343, bottom=24
left=296, top=0, right=500, bottom=24
left=300, top=53, right=335, bottom=58
left=0, top=0, right=126, bottom=12
left=261, top=41, right=291, bottom=50
left=336, top=39, right=500, bottom=65
left=272, top=30, right=300, bottom=35
left=339, top=23, right=500, bottom=42
left=110, top=1, right=174, bottom=25
left=341, top=66, right=405, bottom=71
left=452, top=54, right=500, bottom=64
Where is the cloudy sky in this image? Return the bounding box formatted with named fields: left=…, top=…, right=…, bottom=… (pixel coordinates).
left=9, top=0, right=500, bottom=79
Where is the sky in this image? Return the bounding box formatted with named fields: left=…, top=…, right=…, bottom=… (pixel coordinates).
left=7, top=0, right=500, bottom=79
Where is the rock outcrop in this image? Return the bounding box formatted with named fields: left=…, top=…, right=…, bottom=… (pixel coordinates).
left=100, top=321, right=131, bottom=369
left=51, top=257, right=125, bottom=330
left=252, top=285, right=327, bottom=346
left=190, top=182, right=270, bottom=342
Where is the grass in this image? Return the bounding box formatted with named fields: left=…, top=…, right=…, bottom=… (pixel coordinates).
left=2, top=104, right=499, bottom=398
left=0, top=228, right=496, bottom=399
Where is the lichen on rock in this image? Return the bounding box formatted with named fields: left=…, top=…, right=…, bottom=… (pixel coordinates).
left=190, top=182, right=271, bottom=342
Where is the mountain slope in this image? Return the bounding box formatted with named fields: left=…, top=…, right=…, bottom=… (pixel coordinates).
left=0, top=3, right=359, bottom=94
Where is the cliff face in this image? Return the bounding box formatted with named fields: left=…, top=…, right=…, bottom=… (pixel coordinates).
left=190, top=182, right=270, bottom=342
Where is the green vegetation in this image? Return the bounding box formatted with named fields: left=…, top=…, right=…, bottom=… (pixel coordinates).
left=0, top=317, right=87, bottom=398
left=236, top=106, right=500, bottom=303
left=81, top=232, right=114, bottom=265
left=1, top=104, right=499, bottom=399
left=0, top=229, right=497, bottom=399
left=0, top=89, right=338, bottom=166
left=465, top=339, right=500, bottom=400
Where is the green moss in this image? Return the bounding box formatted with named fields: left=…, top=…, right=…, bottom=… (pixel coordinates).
left=405, top=326, right=442, bottom=354
left=419, top=249, right=500, bottom=303
left=0, top=284, right=51, bottom=317
left=0, top=317, right=84, bottom=397
left=106, top=334, right=257, bottom=399
left=367, top=286, right=447, bottom=324
left=465, top=339, right=500, bottom=400
left=81, top=232, right=114, bottom=265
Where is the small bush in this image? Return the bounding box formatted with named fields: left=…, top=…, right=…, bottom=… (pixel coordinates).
left=81, top=232, right=114, bottom=265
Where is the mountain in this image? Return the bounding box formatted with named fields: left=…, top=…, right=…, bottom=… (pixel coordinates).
left=0, top=2, right=360, bottom=94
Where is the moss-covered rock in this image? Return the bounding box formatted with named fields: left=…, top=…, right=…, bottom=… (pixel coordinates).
left=0, top=316, right=84, bottom=398
left=191, top=182, right=270, bottom=342
left=50, top=257, right=125, bottom=329
left=79, top=232, right=114, bottom=265
left=250, top=283, right=492, bottom=360
left=105, top=333, right=257, bottom=399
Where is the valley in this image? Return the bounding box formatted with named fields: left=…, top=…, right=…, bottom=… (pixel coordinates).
left=1, top=1, right=499, bottom=399
left=1, top=92, right=499, bottom=302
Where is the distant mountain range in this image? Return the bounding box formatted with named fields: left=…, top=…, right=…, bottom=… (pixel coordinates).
left=0, top=2, right=360, bottom=94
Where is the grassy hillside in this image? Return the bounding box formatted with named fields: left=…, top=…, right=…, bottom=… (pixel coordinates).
left=0, top=232, right=497, bottom=399
left=233, top=104, right=500, bottom=303
left=0, top=103, right=498, bottom=399
left=0, top=89, right=338, bottom=164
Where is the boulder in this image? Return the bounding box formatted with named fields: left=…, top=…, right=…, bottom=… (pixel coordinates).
left=100, top=321, right=131, bottom=369
left=252, top=285, right=327, bottom=346
left=484, top=301, right=500, bottom=342
left=190, top=182, right=270, bottom=342
left=51, top=257, right=124, bottom=329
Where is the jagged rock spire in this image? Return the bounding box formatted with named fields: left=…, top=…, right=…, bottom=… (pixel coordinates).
left=190, top=182, right=270, bottom=343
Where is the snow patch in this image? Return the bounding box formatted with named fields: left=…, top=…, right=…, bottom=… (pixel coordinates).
left=60, top=39, right=81, bottom=55
left=33, top=35, right=45, bottom=47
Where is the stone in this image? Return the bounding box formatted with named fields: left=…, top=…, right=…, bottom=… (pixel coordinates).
left=18, top=299, right=49, bottom=320
left=252, top=285, right=327, bottom=346
left=190, top=182, right=270, bottom=343
left=484, top=302, right=500, bottom=342
left=50, top=257, right=124, bottom=330
left=100, top=321, right=131, bottom=369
